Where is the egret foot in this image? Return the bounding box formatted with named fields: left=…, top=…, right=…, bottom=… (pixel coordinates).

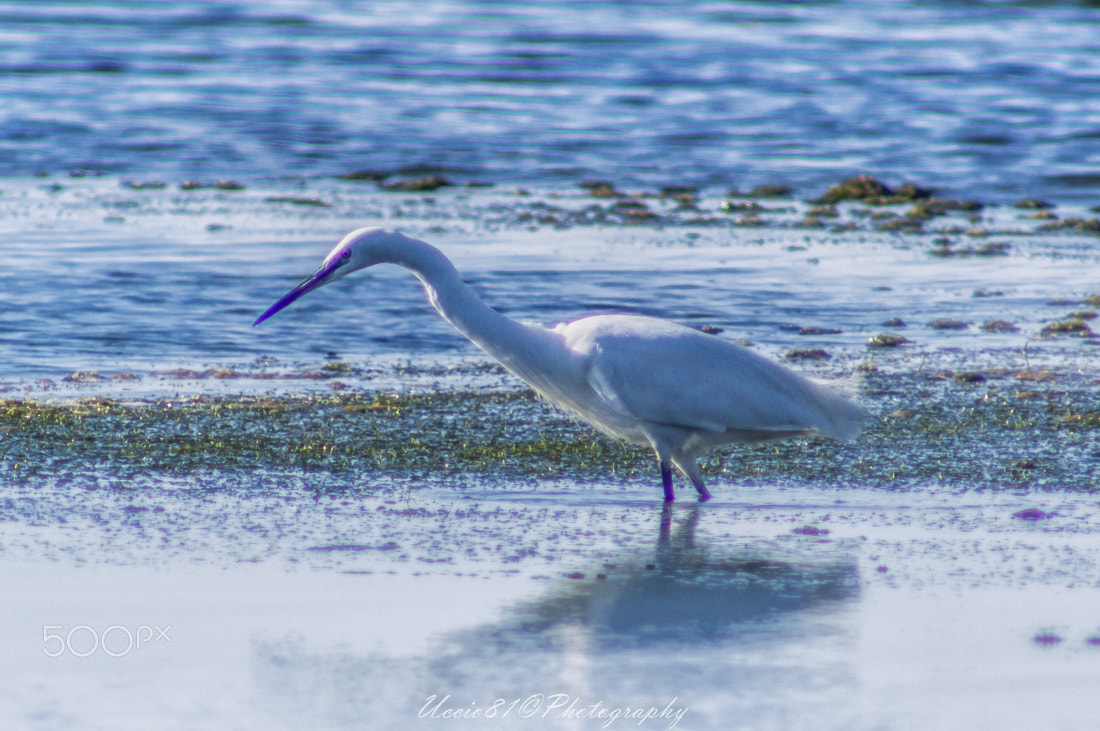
left=660, top=461, right=675, bottom=502
left=691, top=476, right=712, bottom=502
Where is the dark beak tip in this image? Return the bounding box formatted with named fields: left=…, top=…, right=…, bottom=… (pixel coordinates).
left=252, top=304, right=284, bottom=328
left=252, top=307, right=275, bottom=328
left=253, top=259, right=337, bottom=330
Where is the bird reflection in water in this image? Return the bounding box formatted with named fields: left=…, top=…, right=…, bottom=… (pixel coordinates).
left=412, top=503, right=861, bottom=722
left=484, top=504, right=859, bottom=652
left=251, top=505, right=860, bottom=725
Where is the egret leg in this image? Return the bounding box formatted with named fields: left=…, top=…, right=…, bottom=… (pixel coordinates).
left=673, top=455, right=712, bottom=502
left=660, top=461, right=675, bottom=502
left=690, top=475, right=712, bottom=502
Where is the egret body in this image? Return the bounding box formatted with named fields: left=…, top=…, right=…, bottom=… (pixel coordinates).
left=254, top=228, right=865, bottom=501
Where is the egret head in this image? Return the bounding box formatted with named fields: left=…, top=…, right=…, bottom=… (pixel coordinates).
left=253, top=227, right=405, bottom=326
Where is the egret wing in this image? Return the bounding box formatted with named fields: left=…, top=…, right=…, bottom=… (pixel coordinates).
left=572, top=316, right=863, bottom=439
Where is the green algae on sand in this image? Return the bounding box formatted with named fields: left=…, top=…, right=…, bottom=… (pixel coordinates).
left=3, top=365, right=1098, bottom=494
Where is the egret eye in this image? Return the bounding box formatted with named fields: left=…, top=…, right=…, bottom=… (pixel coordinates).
left=340, top=250, right=351, bottom=262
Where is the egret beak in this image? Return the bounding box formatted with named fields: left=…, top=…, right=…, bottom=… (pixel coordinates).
left=253, top=257, right=344, bottom=327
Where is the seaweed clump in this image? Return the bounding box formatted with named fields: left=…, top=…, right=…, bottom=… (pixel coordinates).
left=812, top=176, right=932, bottom=205
left=382, top=175, right=454, bottom=192
left=1039, top=319, right=1094, bottom=338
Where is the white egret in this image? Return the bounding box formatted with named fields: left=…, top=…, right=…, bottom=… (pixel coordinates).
left=254, top=228, right=865, bottom=501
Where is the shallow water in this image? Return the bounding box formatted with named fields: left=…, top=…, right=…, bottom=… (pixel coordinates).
left=3, top=484, right=1100, bottom=729
left=3, top=179, right=1099, bottom=731
left=1, top=177, right=1098, bottom=391
left=3, top=2, right=1100, bottom=728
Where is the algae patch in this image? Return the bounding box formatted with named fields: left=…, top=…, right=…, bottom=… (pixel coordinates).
left=3, top=368, right=1099, bottom=494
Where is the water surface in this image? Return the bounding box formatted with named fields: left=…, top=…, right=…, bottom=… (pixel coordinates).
left=2, top=1, right=1099, bottom=202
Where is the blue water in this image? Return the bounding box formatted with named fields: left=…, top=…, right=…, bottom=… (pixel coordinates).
left=2, top=182, right=1096, bottom=389
left=2, top=0, right=1099, bottom=202
left=1, top=1, right=1099, bottom=390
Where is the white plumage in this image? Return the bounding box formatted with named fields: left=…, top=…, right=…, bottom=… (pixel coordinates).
left=255, top=228, right=865, bottom=501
